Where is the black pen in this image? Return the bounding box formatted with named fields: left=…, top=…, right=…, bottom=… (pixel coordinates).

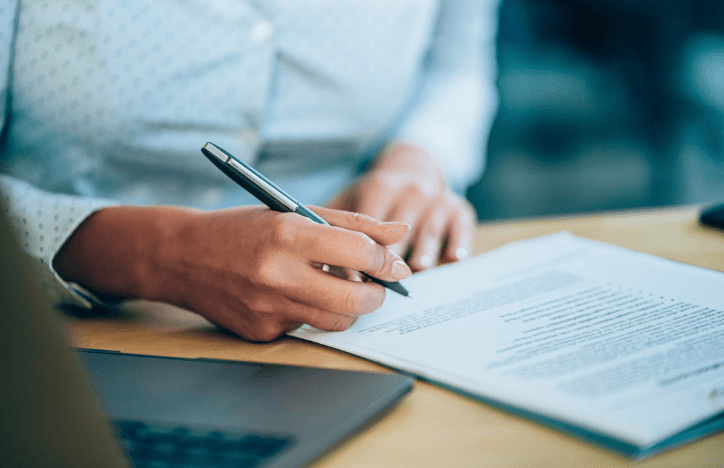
left=201, top=142, right=409, bottom=297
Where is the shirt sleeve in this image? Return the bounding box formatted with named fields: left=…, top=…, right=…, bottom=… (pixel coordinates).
left=0, top=175, right=119, bottom=308
left=0, top=2, right=118, bottom=309
left=394, top=0, right=501, bottom=193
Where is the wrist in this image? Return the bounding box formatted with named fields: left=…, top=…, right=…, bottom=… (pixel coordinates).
left=52, top=205, right=198, bottom=303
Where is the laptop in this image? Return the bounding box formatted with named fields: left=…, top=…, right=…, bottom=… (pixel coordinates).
left=0, top=208, right=413, bottom=468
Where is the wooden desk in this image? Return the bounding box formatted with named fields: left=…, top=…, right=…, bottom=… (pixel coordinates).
left=64, top=206, right=724, bottom=467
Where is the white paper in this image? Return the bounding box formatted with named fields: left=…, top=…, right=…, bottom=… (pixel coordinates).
left=290, top=233, right=724, bottom=448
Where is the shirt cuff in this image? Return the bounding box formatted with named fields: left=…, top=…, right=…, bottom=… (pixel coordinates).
left=1, top=175, right=120, bottom=309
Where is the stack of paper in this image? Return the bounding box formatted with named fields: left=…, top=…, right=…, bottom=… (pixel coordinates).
left=290, top=233, right=724, bottom=459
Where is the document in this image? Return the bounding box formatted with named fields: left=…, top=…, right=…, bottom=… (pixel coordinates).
left=289, top=233, right=724, bottom=458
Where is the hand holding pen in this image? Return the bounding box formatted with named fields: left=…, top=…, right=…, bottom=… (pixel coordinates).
left=179, top=204, right=412, bottom=341
left=53, top=150, right=412, bottom=344
left=202, top=142, right=410, bottom=297
left=155, top=142, right=409, bottom=341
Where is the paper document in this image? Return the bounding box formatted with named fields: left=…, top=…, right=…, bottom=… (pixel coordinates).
left=290, top=233, right=724, bottom=458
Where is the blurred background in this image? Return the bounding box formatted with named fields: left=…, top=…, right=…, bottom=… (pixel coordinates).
left=467, top=0, right=724, bottom=220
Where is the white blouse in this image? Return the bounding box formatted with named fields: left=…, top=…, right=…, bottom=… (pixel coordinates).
left=0, top=0, right=499, bottom=308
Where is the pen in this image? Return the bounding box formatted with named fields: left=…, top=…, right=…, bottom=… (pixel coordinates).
left=201, top=142, right=410, bottom=297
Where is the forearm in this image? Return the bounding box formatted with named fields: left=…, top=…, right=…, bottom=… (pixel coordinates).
left=52, top=205, right=195, bottom=303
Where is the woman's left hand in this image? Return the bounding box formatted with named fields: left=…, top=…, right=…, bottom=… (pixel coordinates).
left=327, top=141, right=476, bottom=272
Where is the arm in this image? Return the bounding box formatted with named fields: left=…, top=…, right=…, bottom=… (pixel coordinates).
left=329, top=0, right=500, bottom=271
left=52, top=204, right=411, bottom=342
left=1, top=173, right=412, bottom=341
left=2, top=174, right=410, bottom=341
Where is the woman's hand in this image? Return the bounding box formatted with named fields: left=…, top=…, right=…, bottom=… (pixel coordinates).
left=327, top=142, right=476, bottom=272
left=53, top=205, right=411, bottom=341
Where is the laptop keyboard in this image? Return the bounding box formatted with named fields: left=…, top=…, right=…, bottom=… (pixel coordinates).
left=114, top=420, right=293, bottom=468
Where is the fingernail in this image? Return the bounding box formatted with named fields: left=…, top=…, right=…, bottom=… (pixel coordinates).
left=455, top=247, right=468, bottom=260
left=391, top=260, right=411, bottom=280
left=382, top=221, right=410, bottom=233
left=419, top=255, right=433, bottom=269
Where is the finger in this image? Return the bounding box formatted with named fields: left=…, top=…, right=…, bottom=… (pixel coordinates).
left=407, top=200, right=451, bottom=271
left=229, top=298, right=356, bottom=341
left=282, top=264, right=388, bottom=316
left=274, top=212, right=410, bottom=281
left=383, top=196, right=428, bottom=257
left=299, top=225, right=411, bottom=282
left=309, top=206, right=409, bottom=246
left=283, top=298, right=359, bottom=331
left=442, top=199, right=475, bottom=263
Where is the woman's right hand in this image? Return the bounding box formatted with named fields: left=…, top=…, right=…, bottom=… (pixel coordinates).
left=53, top=205, right=411, bottom=341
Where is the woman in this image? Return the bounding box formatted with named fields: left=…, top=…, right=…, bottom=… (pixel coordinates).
left=0, top=0, right=499, bottom=341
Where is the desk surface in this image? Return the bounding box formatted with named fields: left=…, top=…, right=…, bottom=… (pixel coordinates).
left=64, top=206, right=724, bottom=467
